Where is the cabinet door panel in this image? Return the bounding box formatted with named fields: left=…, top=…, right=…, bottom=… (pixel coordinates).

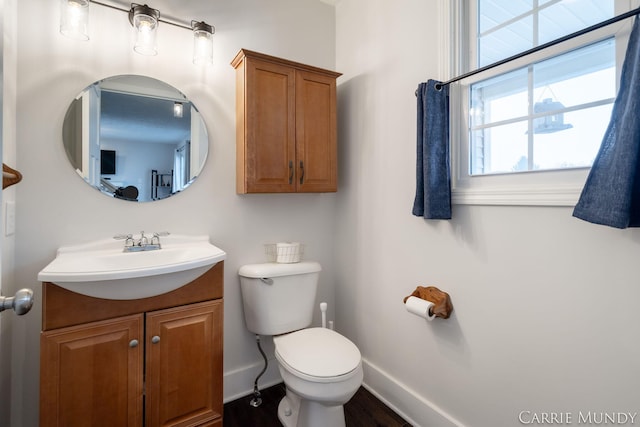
left=296, top=69, right=337, bottom=192
left=40, top=315, right=143, bottom=427
left=145, top=300, right=223, bottom=427
left=245, top=58, right=296, bottom=193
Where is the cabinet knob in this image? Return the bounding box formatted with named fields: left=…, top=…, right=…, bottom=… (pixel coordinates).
left=151, top=335, right=161, bottom=344
left=129, top=339, right=139, bottom=348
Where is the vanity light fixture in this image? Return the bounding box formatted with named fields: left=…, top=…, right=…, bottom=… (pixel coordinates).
left=60, top=0, right=90, bottom=41
left=59, top=1, right=216, bottom=65
left=173, top=102, right=184, bottom=118
left=192, top=21, right=214, bottom=65
left=129, top=3, right=160, bottom=56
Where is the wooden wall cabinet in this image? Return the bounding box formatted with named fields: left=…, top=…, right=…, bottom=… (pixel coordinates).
left=232, top=49, right=342, bottom=194
left=40, top=262, right=224, bottom=427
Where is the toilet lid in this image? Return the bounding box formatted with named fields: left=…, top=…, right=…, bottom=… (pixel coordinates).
left=274, top=328, right=361, bottom=378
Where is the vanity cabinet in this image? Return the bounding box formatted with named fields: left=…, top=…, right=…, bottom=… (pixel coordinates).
left=232, top=49, right=342, bottom=193
left=40, top=262, right=224, bottom=427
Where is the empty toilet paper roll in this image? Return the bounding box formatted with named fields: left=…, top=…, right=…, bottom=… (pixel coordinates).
left=405, top=296, right=436, bottom=321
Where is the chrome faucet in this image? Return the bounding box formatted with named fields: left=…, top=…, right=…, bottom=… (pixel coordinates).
left=114, top=231, right=169, bottom=252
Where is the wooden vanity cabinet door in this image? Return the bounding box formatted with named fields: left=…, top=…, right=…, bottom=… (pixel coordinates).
left=241, top=56, right=296, bottom=193
left=295, top=69, right=338, bottom=192
left=40, top=314, right=143, bottom=427
left=145, top=299, right=223, bottom=427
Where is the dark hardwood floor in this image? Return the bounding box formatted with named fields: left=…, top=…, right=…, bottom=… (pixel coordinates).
left=224, top=383, right=412, bottom=427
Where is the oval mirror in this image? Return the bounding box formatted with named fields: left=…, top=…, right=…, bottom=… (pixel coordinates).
left=62, top=75, right=208, bottom=202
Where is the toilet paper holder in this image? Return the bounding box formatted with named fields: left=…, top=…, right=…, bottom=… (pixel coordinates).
left=403, top=286, right=453, bottom=319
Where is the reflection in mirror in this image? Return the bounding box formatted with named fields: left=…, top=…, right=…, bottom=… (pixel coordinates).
left=62, top=75, right=208, bottom=202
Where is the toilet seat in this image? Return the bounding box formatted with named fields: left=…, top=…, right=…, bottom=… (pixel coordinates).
left=274, top=328, right=361, bottom=382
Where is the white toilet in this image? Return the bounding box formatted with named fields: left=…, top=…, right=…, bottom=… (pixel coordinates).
left=238, top=261, right=363, bottom=427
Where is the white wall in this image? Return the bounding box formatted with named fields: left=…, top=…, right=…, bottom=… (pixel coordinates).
left=10, top=0, right=336, bottom=425
left=335, top=1, right=640, bottom=426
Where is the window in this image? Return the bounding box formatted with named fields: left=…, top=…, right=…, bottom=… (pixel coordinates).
left=470, top=40, right=615, bottom=175
left=449, top=0, right=636, bottom=205
left=173, top=141, right=191, bottom=192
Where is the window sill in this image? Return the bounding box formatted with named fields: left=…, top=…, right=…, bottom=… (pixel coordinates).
left=452, top=184, right=582, bottom=206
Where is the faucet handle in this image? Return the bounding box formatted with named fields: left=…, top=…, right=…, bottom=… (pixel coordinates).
left=114, top=234, right=134, bottom=246
left=151, top=231, right=169, bottom=247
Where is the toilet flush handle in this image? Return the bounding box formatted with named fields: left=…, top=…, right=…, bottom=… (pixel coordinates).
left=260, top=278, right=273, bottom=285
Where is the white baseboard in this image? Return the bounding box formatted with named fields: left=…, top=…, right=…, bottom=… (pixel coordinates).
left=223, top=357, right=283, bottom=403
left=361, top=358, right=465, bottom=427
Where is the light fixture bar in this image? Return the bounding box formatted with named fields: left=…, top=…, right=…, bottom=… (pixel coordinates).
left=88, top=0, right=202, bottom=31
left=63, top=1, right=216, bottom=63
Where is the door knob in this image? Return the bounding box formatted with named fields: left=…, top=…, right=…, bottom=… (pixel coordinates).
left=0, top=288, right=34, bottom=315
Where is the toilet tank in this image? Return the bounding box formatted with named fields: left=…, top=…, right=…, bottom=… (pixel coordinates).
left=238, top=261, right=321, bottom=336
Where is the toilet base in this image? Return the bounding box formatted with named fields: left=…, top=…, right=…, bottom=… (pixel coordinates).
left=277, top=389, right=346, bottom=427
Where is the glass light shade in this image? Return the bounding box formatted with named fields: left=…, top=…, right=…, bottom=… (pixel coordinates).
left=130, top=5, right=159, bottom=56
left=60, top=0, right=89, bottom=41
left=192, top=21, right=214, bottom=65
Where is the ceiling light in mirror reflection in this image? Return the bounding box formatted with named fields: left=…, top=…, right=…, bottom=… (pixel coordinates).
left=174, top=102, right=184, bottom=118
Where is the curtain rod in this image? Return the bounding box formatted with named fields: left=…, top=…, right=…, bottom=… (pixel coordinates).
left=431, top=6, right=640, bottom=90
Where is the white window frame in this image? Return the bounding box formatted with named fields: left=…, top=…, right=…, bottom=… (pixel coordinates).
left=444, top=0, right=636, bottom=206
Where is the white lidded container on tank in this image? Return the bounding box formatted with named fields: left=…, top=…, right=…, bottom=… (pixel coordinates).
left=238, top=261, right=322, bottom=336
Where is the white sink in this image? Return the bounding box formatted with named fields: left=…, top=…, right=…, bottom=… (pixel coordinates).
left=38, top=234, right=226, bottom=300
